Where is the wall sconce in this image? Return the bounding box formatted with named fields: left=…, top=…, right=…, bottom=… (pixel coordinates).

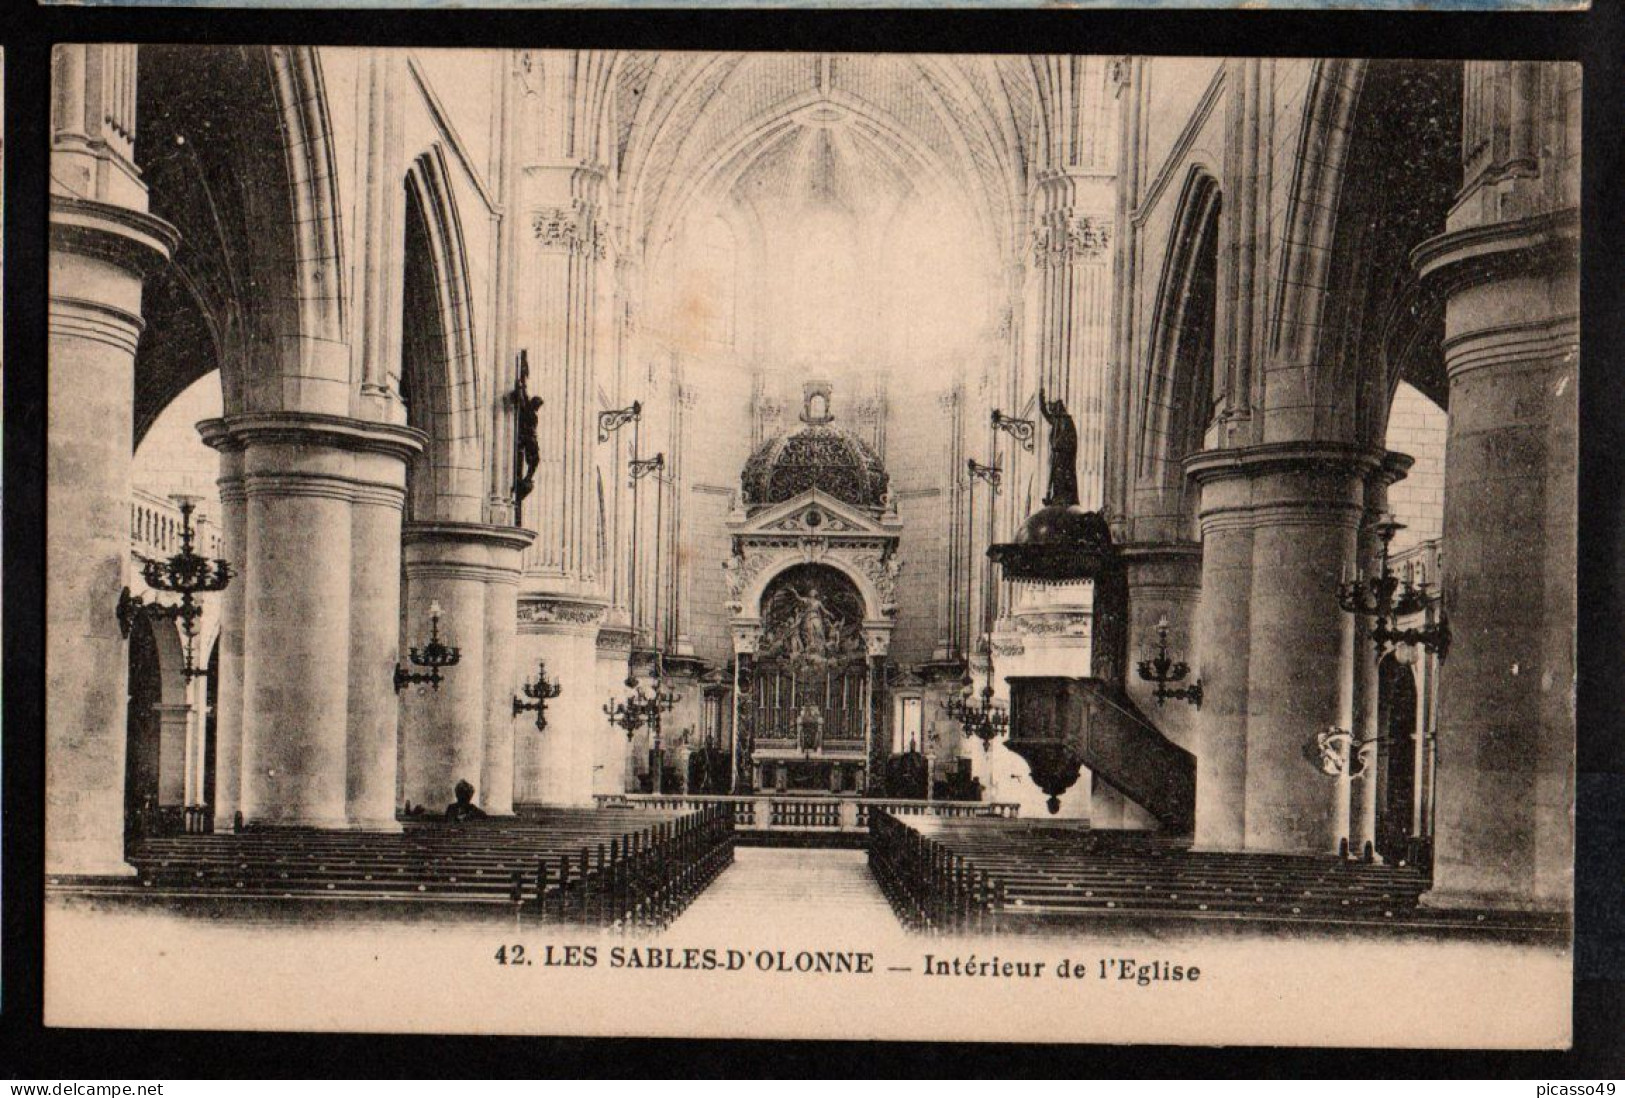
left=1337, top=516, right=1451, bottom=659
left=990, top=408, right=1036, bottom=452
left=1136, top=616, right=1203, bottom=708
left=395, top=600, right=460, bottom=693
left=512, top=659, right=563, bottom=732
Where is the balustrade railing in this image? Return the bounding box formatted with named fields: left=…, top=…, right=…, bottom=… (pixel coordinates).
left=595, top=793, right=1018, bottom=834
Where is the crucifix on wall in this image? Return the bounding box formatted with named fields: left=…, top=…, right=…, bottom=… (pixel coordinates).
left=508, top=349, right=543, bottom=524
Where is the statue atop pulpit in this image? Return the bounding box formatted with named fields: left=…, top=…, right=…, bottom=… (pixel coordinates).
left=1040, top=387, right=1079, bottom=508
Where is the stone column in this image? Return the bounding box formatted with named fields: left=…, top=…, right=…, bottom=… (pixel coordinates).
left=344, top=458, right=411, bottom=830
left=1410, top=60, right=1578, bottom=912
left=514, top=598, right=606, bottom=806
left=1348, top=457, right=1410, bottom=860
left=47, top=193, right=177, bottom=876
left=481, top=533, right=532, bottom=816
left=154, top=703, right=192, bottom=807
left=211, top=463, right=247, bottom=829
left=401, top=525, right=494, bottom=812
left=1185, top=462, right=1254, bottom=850
left=1120, top=543, right=1203, bottom=753
left=1240, top=447, right=1370, bottom=854
left=202, top=414, right=422, bottom=828
left=1188, top=444, right=1375, bottom=853
left=1414, top=215, right=1578, bottom=911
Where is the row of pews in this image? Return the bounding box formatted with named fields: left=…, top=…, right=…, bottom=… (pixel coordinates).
left=869, top=811, right=1567, bottom=936
left=100, top=805, right=735, bottom=928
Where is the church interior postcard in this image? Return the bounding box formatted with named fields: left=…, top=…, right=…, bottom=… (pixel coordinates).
left=44, top=47, right=1578, bottom=1047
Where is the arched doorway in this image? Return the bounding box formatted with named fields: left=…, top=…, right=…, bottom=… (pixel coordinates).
left=1376, top=654, right=1420, bottom=863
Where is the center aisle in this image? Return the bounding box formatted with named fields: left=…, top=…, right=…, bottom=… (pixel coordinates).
left=670, top=846, right=905, bottom=939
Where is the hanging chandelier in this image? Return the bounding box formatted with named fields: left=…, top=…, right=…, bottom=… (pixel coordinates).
left=1336, top=515, right=1451, bottom=659
left=118, top=494, right=233, bottom=679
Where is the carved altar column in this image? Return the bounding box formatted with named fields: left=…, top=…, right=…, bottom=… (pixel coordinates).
left=46, top=45, right=177, bottom=874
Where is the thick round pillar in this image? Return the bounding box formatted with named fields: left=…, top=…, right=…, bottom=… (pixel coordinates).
left=1185, top=465, right=1254, bottom=850
left=1189, top=444, right=1377, bottom=854
left=343, top=457, right=411, bottom=830
left=47, top=198, right=176, bottom=876
left=1415, top=213, right=1578, bottom=912
left=203, top=414, right=423, bottom=829
left=513, top=598, right=606, bottom=806
left=400, top=533, right=490, bottom=812
left=1241, top=449, right=1369, bottom=854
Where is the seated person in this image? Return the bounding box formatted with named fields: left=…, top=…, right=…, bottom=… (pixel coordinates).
left=444, top=779, right=488, bottom=822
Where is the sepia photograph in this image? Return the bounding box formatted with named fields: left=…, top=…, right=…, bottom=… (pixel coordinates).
left=42, top=46, right=1579, bottom=1047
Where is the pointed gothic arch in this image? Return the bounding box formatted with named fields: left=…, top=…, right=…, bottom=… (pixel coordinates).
left=401, top=146, right=486, bottom=523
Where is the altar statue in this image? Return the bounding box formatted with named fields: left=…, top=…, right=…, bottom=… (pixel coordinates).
left=1040, top=387, right=1080, bottom=508
left=790, top=587, right=834, bottom=659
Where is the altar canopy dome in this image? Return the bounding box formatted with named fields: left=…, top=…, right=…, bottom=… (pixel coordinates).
left=741, top=382, right=889, bottom=513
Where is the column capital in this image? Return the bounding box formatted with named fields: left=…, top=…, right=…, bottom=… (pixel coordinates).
left=199, top=411, right=426, bottom=464
left=1412, top=208, right=1579, bottom=299
left=403, top=521, right=537, bottom=554
left=51, top=195, right=179, bottom=276
left=516, top=595, right=606, bottom=636
left=1184, top=441, right=1386, bottom=487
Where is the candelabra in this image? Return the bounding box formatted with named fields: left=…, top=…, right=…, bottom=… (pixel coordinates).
left=395, top=600, right=461, bottom=693
left=1336, top=516, right=1451, bottom=659
left=512, top=659, right=563, bottom=732
left=119, top=495, right=234, bottom=679
left=603, top=669, right=677, bottom=739
left=990, top=409, right=1035, bottom=452
left=943, top=679, right=1010, bottom=750
left=1136, top=616, right=1204, bottom=708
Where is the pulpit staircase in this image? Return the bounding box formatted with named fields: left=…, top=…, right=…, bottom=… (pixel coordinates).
left=1007, top=675, right=1195, bottom=834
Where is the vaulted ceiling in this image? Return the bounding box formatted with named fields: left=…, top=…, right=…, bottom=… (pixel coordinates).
left=610, top=54, right=1046, bottom=265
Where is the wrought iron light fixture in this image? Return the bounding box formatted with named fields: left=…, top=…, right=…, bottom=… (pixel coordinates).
left=395, top=600, right=461, bottom=693
left=990, top=408, right=1036, bottom=452
left=597, top=400, right=643, bottom=443
left=1136, top=616, right=1204, bottom=708
left=943, top=678, right=1010, bottom=750
left=513, top=659, right=563, bottom=731
left=1336, top=516, right=1451, bottom=659
left=604, top=668, right=678, bottom=737
left=119, top=495, right=234, bottom=679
